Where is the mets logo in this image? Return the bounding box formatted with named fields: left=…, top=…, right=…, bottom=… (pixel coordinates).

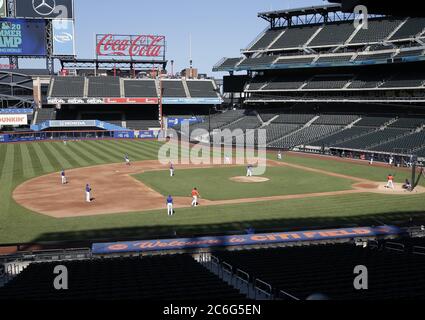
left=32, top=0, right=56, bottom=16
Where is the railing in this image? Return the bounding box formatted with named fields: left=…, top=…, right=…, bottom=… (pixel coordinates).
left=234, top=268, right=250, bottom=296
left=278, top=289, right=301, bottom=301
left=413, top=246, right=425, bottom=256
left=222, top=262, right=233, bottom=283
left=254, top=278, right=273, bottom=300
left=384, top=242, right=405, bottom=253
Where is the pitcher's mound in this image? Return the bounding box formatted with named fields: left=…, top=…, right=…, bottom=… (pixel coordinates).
left=353, top=182, right=425, bottom=195
left=230, top=176, right=270, bottom=183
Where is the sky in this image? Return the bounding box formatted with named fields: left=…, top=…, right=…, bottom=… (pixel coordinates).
left=4, top=0, right=327, bottom=75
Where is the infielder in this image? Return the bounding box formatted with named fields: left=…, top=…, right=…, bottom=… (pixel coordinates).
left=386, top=174, right=395, bottom=190
left=277, top=151, right=282, bottom=161
left=246, top=164, right=253, bottom=177
left=170, top=162, right=175, bottom=177
left=191, top=188, right=200, bottom=207
left=166, top=195, right=174, bottom=216
left=85, top=184, right=92, bottom=203
left=125, top=154, right=131, bottom=166
left=61, top=169, right=67, bottom=185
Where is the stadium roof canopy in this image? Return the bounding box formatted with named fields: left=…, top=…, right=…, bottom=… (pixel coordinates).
left=258, top=4, right=342, bottom=21
left=329, top=0, right=425, bottom=17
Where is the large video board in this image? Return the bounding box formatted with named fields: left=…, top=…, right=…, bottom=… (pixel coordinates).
left=0, top=18, right=46, bottom=56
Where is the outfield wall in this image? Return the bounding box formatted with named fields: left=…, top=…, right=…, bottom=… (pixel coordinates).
left=0, top=130, right=162, bottom=143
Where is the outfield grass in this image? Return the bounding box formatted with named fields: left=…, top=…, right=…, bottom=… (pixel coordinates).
left=135, top=166, right=354, bottom=201
left=0, top=140, right=425, bottom=245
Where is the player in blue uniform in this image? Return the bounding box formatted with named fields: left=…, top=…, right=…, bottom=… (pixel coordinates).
left=85, top=184, right=92, bottom=203
left=166, top=195, right=174, bottom=216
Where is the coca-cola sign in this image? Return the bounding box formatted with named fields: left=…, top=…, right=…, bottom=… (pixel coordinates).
left=96, top=34, right=165, bottom=59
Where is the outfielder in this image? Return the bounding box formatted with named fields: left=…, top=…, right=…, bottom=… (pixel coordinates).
left=85, top=184, right=92, bottom=203
left=170, top=162, right=175, bottom=177
left=166, top=195, right=174, bottom=216
left=191, top=188, right=200, bottom=207
left=61, top=169, right=67, bottom=185
left=386, top=174, right=395, bottom=190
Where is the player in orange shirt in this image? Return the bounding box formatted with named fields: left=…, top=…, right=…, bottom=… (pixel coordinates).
left=191, top=188, right=201, bottom=207
left=386, top=174, right=395, bottom=190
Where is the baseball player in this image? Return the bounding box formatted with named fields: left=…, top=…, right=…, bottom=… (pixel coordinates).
left=166, top=195, right=174, bottom=216
left=61, top=169, right=67, bottom=185
left=170, top=162, right=175, bottom=177
left=386, top=174, right=395, bottom=190
left=277, top=151, right=282, bottom=161
left=191, top=188, right=201, bottom=207
left=125, top=154, right=131, bottom=166
left=246, top=164, right=253, bottom=177
left=369, top=154, right=374, bottom=165
left=224, top=156, right=231, bottom=165
left=85, top=184, right=92, bottom=203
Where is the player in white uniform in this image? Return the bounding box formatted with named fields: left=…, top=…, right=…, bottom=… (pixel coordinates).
left=125, top=154, right=131, bottom=166
left=246, top=164, right=253, bottom=177
left=170, top=162, right=175, bottom=177
left=277, top=151, right=282, bottom=160
left=61, top=170, right=67, bottom=185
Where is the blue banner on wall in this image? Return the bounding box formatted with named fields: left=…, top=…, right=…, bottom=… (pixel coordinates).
left=52, top=19, right=75, bottom=56
left=0, top=109, right=33, bottom=114
left=163, top=98, right=222, bottom=105
left=167, top=117, right=203, bottom=127
left=92, top=226, right=401, bottom=255
left=0, top=18, right=46, bottom=56
left=0, top=134, right=9, bottom=143
left=114, top=131, right=135, bottom=139
left=138, top=130, right=160, bottom=139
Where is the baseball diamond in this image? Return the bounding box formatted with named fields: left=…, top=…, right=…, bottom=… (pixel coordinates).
left=2, top=0, right=425, bottom=304
left=0, top=139, right=425, bottom=245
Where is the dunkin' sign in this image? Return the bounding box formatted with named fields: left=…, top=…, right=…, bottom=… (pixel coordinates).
left=96, top=34, right=165, bottom=58
left=0, top=114, right=28, bottom=126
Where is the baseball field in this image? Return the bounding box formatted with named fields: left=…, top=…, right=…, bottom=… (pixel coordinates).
left=1, top=139, right=425, bottom=245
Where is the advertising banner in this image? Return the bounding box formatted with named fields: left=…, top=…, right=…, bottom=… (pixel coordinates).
left=167, top=117, right=203, bottom=127
left=0, top=114, right=28, bottom=125
left=104, top=97, right=159, bottom=104
left=16, top=0, right=74, bottom=19
left=162, top=97, right=222, bottom=105
left=0, top=18, right=46, bottom=56
left=92, top=226, right=401, bottom=254
left=96, top=34, right=165, bottom=59
left=0, top=0, right=7, bottom=18
left=0, top=108, right=33, bottom=114
left=0, top=134, right=9, bottom=142
left=138, top=130, right=160, bottom=139
left=52, top=19, right=75, bottom=56
left=49, top=120, right=96, bottom=127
